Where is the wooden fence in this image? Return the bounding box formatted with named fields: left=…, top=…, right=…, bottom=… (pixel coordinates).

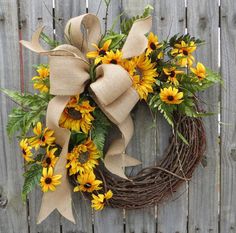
left=0, top=0, right=235, bottom=232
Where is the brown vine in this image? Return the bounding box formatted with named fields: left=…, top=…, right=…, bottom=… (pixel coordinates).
left=71, top=114, right=206, bottom=209
left=98, top=114, right=206, bottom=209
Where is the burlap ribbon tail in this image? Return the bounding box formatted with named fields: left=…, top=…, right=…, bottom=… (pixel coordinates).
left=20, top=13, right=152, bottom=224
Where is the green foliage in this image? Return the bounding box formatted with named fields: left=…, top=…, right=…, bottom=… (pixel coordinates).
left=169, top=33, right=204, bottom=48
left=176, top=131, right=189, bottom=146
left=180, top=68, right=221, bottom=96
left=40, top=32, right=59, bottom=49
left=69, top=132, right=87, bottom=151
left=149, top=96, right=175, bottom=127
left=1, top=89, right=50, bottom=138
left=121, top=4, right=154, bottom=35
left=91, top=109, right=111, bottom=155
left=101, top=32, right=126, bottom=50
left=22, top=163, right=42, bottom=202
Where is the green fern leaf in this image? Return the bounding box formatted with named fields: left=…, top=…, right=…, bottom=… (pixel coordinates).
left=22, top=164, right=42, bottom=202
left=92, top=109, right=110, bottom=155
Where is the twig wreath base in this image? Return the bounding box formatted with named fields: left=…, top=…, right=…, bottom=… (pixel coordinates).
left=71, top=114, right=206, bottom=209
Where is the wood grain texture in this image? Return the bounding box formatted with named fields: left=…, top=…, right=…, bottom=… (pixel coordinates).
left=88, top=1, right=125, bottom=233
left=220, top=0, right=236, bottom=232
left=121, top=1, right=157, bottom=233
left=187, top=0, right=220, bottom=232
left=88, top=0, right=120, bottom=33
left=20, top=0, right=54, bottom=92
left=0, top=0, right=28, bottom=233
left=55, top=0, right=86, bottom=43
left=19, top=1, right=62, bottom=232
left=153, top=1, right=188, bottom=233
left=125, top=103, right=157, bottom=233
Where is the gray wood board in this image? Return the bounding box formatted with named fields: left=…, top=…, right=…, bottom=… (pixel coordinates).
left=187, top=0, right=220, bottom=232
left=19, top=0, right=62, bottom=232
left=0, top=0, right=28, bottom=233
left=153, top=1, right=188, bottom=233
left=220, top=0, right=236, bottom=232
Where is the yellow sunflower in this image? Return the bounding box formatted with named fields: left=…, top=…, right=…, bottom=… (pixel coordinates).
left=190, top=62, right=206, bottom=80
left=42, top=147, right=58, bottom=168
left=29, top=122, right=55, bottom=150
left=37, top=66, right=50, bottom=78
left=121, top=59, right=136, bottom=76
left=160, top=86, right=184, bottom=105
left=59, top=96, right=95, bottom=134
left=101, top=50, right=123, bottom=65
left=146, top=32, right=162, bottom=55
left=163, top=67, right=184, bottom=85
left=74, top=171, right=102, bottom=193
left=87, top=39, right=112, bottom=64
left=171, top=41, right=196, bottom=67
left=19, top=138, right=34, bottom=162
left=66, top=139, right=100, bottom=175
left=130, top=54, right=157, bottom=100
left=91, top=190, right=113, bottom=211
left=40, top=167, right=62, bottom=192
left=32, top=65, right=50, bottom=93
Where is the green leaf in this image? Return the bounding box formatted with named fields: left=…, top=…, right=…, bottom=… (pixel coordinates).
left=69, top=132, right=87, bottom=151
left=91, top=109, right=111, bottom=155
left=40, top=32, right=60, bottom=49
left=1, top=89, right=50, bottom=138
left=1, top=88, right=50, bottom=108
left=22, top=164, right=42, bottom=202
left=100, top=33, right=126, bottom=50
left=176, top=130, right=189, bottom=146
left=142, top=4, right=154, bottom=17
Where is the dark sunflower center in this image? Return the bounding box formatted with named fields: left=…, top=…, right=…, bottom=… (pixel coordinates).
left=41, top=136, right=46, bottom=142
left=78, top=151, right=89, bottom=164
left=136, top=67, right=143, bottom=77
left=183, top=50, right=188, bottom=56
left=84, top=183, right=92, bottom=188
left=167, top=95, right=174, bottom=101
left=45, top=157, right=51, bottom=165
left=22, top=149, right=26, bottom=155
left=170, top=71, right=176, bottom=77
left=67, top=108, right=82, bottom=120
left=45, top=177, right=52, bottom=184
left=150, top=42, right=156, bottom=50
left=110, top=59, right=117, bottom=64
left=99, top=49, right=106, bottom=56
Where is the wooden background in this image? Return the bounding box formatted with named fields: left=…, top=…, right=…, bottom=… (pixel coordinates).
left=0, top=0, right=235, bottom=232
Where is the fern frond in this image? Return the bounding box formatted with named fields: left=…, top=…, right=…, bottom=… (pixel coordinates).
left=22, top=164, right=42, bottom=202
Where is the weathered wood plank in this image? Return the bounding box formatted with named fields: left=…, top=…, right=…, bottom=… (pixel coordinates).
left=20, top=0, right=54, bottom=92
left=19, top=1, right=61, bottom=232
left=153, top=1, right=188, bottom=233
left=187, top=0, right=220, bottom=232
left=89, top=0, right=120, bottom=33
left=125, top=103, right=157, bottom=233
left=220, top=0, right=236, bottom=232
left=121, top=1, right=157, bottom=232
left=88, top=1, right=125, bottom=233
left=0, top=0, right=28, bottom=233
left=54, top=1, right=93, bottom=232
left=55, top=0, right=86, bottom=43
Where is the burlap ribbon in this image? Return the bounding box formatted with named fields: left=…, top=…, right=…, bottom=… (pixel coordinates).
left=20, top=13, right=152, bottom=224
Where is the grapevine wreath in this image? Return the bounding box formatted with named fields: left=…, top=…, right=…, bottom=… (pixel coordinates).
left=3, top=6, right=220, bottom=223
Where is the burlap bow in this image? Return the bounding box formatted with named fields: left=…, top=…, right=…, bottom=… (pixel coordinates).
left=20, top=13, right=152, bottom=224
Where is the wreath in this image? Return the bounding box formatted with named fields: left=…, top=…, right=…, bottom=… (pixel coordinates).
left=3, top=5, right=220, bottom=223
